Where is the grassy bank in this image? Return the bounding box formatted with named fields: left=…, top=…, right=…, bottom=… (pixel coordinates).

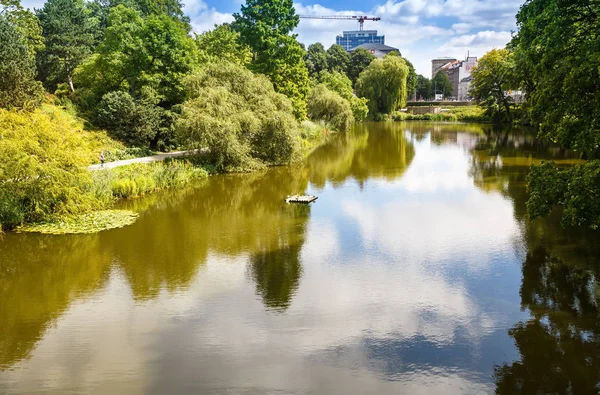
left=392, top=106, right=489, bottom=122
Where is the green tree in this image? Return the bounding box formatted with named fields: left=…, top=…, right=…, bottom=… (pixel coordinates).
left=348, top=47, right=375, bottom=85
left=403, top=57, right=417, bottom=101
left=233, top=0, right=309, bottom=119
left=470, top=49, right=515, bottom=122
left=95, top=88, right=163, bottom=147
left=317, top=70, right=368, bottom=121
left=36, top=0, right=97, bottom=92
left=512, top=0, right=600, bottom=228
left=431, top=70, right=452, bottom=98
left=415, top=74, right=431, bottom=100
left=356, top=54, right=409, bottom=116
left=176, top=62, right=302, bottom=171
left=326, top=43, right=349, bottom=74
left=195, top=24, right=251, bottom=66
left=305, top=42, right=328, bottom=76
left=0, top=0, right=43, bottom=54
left=307, top=84, right=354, bottom=132
left=0, top=16, right=43, bottom=109
left=75, top=5, right=198, bottom=107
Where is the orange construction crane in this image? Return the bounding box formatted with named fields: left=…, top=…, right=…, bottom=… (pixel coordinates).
left=299, top=15, right=381, bottom=31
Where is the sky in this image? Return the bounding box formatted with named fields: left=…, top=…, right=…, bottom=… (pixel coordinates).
left=21, top=0, right=523, bottom=77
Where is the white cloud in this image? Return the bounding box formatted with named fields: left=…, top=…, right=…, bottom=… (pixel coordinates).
left=438, top=30, right=512, bottom=60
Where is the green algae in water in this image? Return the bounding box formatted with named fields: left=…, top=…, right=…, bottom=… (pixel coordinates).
left=18, top=210, right=139, bottom=235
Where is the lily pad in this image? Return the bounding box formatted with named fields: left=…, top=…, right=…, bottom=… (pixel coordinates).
left=18, top=210, right=139, bottom=234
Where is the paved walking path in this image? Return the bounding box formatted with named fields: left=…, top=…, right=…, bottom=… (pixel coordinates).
left=88, top=151, right=194, bottom=171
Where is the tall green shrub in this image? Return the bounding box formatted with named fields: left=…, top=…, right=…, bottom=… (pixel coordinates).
left=95, top=88, right=164, bottom=148
left=307, top=84, right=354, bottom=132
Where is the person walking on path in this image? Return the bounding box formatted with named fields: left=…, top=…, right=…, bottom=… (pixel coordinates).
left=100, top=152, right=105, bottom=168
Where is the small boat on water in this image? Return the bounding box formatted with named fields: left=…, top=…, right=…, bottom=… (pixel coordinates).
left=285, top=195, right=318, bottom=204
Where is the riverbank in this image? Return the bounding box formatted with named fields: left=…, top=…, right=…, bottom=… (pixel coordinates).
left=0, top=103, right=332, bottom=234
left=392, top=106, right=490, bottom=122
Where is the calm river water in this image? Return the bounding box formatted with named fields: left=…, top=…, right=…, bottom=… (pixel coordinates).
left=1, top=122, right=599, bottom=394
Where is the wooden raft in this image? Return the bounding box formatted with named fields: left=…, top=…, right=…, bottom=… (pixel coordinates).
left=285, top=195, right=318, bottom=204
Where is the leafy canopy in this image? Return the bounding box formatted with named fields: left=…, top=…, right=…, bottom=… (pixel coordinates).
left=415, top=75, right=431, bottom=100
left=470, top=49, right=516, bottom=122
left=431, top=70, right=453, bottom=97
left=195, top=24, right=251, bottom=66
left=327, top=44, right=350, bottom=74
left=0, top=0, right=43, bottom=54
left=233, top=0, right=309, bottom=119
left=0, top=15, right=43, bottom=109
left=356, top=54, right=409, bottom=116
left=305, top=42, right=328, bottom=76
left=36, top=0, right=98, bottom=91
left=317, top=70, right=368, bottom=121
left=307, top=84, right=354, bottom=132
left=348, top=48, right=375, bottom=86
left=75, top=5, right=198, bottom=107
left=177, top=62, right=303, bottom=171
left=513, top=0, right=600, bottom=228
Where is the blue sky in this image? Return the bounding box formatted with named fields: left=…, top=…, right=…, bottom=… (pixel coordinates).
left=21, top=0, right=523, bottom=76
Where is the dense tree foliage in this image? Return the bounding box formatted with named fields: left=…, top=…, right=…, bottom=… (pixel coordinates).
left=0, top=15, right=44, bottom=109
left=431, top=71, right=452, bottom=98
left=511, top=0, right=600, bottom=228
left=0, top=0, right=43, bottom=54
left=356, top=54, right=409, bottom=116
left=317, top=70, right=368, bottom=121
left=36, top=0, right=98, bottom=92
left=348, top=48, right=375, bottom=86
left=177, top=62, right=303, bottom=171
left=326, top=44, right=350, bottom=74
left=307, top=84, right=354, bottom=132
left=95, top=88, right=164, bottom=147
left=195, top=24, right=251, bottom=66
left=0, top=106, right=99, bottom=229
left=305, top=42, right=328, bottom=76
left=75, top=5, right=197, bottom=107
left=470, top=49, right=516, bottom=122
left=415, top=75, right=431, bottom=100
left=233, top=0, right=309, bottom=119
left=403, top=57, right=417, bottom=100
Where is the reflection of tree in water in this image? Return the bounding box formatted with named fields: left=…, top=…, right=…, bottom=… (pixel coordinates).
left=464, top=125, right=600, bottom=393
left=0, top=165, right=313, bottom=370
left=469, top=127, right=586, bottom=220
left=249, top=238, right=303, bottom=313
left=494, top=246, right=600, bottom=395
left=0, top=234, right=112, bottom=369
left=307, top=122, right=415, bottom=187
left=109, top=165, right=311, bottom=308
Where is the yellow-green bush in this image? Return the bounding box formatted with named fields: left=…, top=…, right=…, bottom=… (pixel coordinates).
left=307, top=84, right=354, bottom=132
left=0, top=105, right=102, bottom=229
left=0, top=104, right=208, bottom=231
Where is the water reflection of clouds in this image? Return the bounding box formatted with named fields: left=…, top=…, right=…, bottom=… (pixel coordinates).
left=1, top=130, right=526, bottom=395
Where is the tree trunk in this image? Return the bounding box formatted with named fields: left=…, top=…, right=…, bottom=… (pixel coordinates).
left=67, top=74, right=75, bottom=93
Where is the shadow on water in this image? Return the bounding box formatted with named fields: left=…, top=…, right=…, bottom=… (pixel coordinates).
left=468, top=127, right=600, bottom=394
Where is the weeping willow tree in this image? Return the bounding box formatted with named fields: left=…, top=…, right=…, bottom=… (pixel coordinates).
left=355, top=52, right=409, bottom=117
left=176, top=61, right=302, bottom=172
